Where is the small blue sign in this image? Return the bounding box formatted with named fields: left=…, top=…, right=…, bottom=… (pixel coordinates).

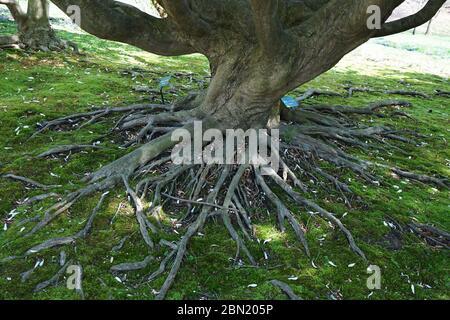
left=281, top=96, right=299, bottom=109
left=159, top=76, right=172, bottom=90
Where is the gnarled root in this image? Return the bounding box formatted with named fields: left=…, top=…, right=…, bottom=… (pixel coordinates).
left=4, top=97, right=449, bottom=299
left=0, top=35, right=20, bottom=49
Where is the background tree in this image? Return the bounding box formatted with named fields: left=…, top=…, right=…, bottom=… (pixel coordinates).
left=391, top=0, right=450, bottom=35
left=0, top=0, right=75, bottom=50
left=5, top=0, right=447, bottom=299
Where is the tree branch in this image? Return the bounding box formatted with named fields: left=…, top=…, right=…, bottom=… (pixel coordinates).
left=158, top=0, right=210, bottom=36
left=374, top=0, right=446, bottom=37
left=0, top=0, right=26, bottom=23
left=50, top=0, right=196, bottom=56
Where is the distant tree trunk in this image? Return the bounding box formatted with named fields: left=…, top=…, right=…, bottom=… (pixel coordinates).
left=0, top=0, right=74, bottom=51
left=19, top=0, right=59, bottom=50
left=425, top=7, right=442, bottom=36
left=425, top=19, right=433, bottom=35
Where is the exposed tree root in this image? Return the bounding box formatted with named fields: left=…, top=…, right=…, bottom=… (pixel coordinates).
left=25, top=192, right=109, bottom=255
left=344, top=86, right=432, bottom=99
left=3, top=173, right=61, bottom=190
left=18, top=193, right=59, bottom=206
left=33, top=260, right=72, bottom=293
left=111, top=255, right=154, bottom=272
left=3, top=96, right=449, bottom=300
left=435, top=90, right=450, bottom=98
left=37, top=145, right=104, bottom=158
left=391, top=168, right=448, bottom=188
left=297, top=89, right=343, bottom=102
left=407, top=222, right=450, bottom=249
left=111, top=236, right=130, bottom=253
left=385, top=90, right=430, bottom=99
left=270, top=280, right=302, bottom=300
left=0, top=35, right=20, bottom=49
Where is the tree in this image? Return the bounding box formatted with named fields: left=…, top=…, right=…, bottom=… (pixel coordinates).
left=5, top=0, right=447, bottom=299
left=0, top=0, right=74, bottom=50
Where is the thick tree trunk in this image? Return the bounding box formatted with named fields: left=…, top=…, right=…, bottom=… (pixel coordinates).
left=198, top=51, right=293, bottom=130
left=425, top=19, right=433, bottom=35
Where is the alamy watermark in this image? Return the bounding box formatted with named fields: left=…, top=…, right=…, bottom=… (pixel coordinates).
left=367, top=5, right=382, bottom=30
left=66, top=5, right=81, bottom=27
left=66, top=264, right=82, bottom=291
left=367, top=265, right=382, bottom=290
left=171, top=121, right=280, bottom=174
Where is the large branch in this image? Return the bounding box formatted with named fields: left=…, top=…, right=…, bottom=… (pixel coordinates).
left=158, top=0, right=210, bottom=36
left=0, top=0, right=26, bottom=23
left=283, top=0, right=397, bottom=94
left=50, top=0, right=196, bottom=56
left=374, top=0, right=446, bottom=37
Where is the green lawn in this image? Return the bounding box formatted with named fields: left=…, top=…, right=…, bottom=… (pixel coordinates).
left=0, top=20, right=449, bottom=300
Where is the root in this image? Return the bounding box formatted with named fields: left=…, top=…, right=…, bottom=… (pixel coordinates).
left=297, top=89, right=343, bottom=102
left=123, top=177, right=156, bottom=249
left=385, top=90, right=430, bottom=99
left=255, top=168, right=310, bottom=256
left=3, top=174, right=61, bottom=190
left=33, top=260, right=72, bottom=293
left=25, top=179, right=113, bottom=237
left=344, top=86, right=431, bottom=99
left=263, top=167, right=366, bottom=260
left=111, top=255, right=154, bottom=272
left=270, top=280, right=302, bottom=300
left=25, top=192, right=109, bottom=255
left=19, top=193, right=59, bottom=206
left=145, top=247, right=177, bottom=283
left=408, top=222, right=450, bottom=249
left=220, top=165, right=257, bottom=266
left=307, top=100, right=412, bottom=117
left=391, top=168, right=448, bottom=189
left=111, top=236, right=130, bottom=253
left=37, top=145, right=104, bottom=158
left=0, top=35, right=19, bottom=49
left=435, top=90, right=450, bottom=98
left=155, top=166, right=231, bottom=300
left=32, top=104, right=173, bottom=138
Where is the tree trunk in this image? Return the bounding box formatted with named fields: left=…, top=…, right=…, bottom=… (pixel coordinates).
left=199, top=72, right=281, bottom=131
left=1, top=0, right=69, bottom=51
left=19, top=0, right=63, bottom=50
left=425, top=19, right=433, bottom=35
left=425, top=8, right=441, bottom=36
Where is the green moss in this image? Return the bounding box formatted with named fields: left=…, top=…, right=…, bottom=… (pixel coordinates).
left=0, top=22, right=449, bottom=300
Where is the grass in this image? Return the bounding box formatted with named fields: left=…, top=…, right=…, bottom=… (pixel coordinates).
left=0, top=20, right=449, bottom=300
